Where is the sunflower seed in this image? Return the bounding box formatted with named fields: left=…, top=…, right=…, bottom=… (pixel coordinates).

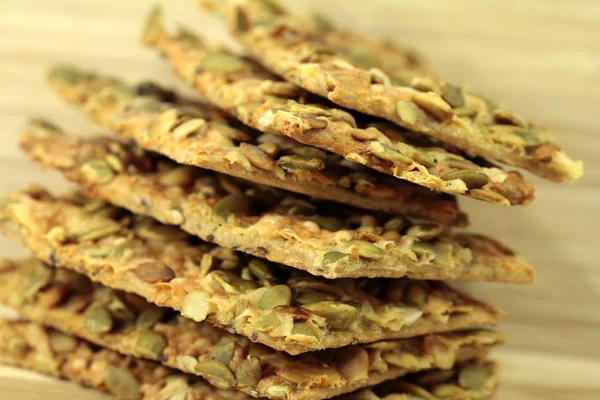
left=211, top=271, right=259, bottom=294
left=369, top=141, right=414, bottom=166
left=240, top=143, right=276, bottom=170
left=384, top=217, right=407, bottom=232
left=276, top=362, right=341, bottom=385
left=404, top=285, right=428, bottom=307
left=158, top=166, right=197, bottom=187
left=248, top=259, right=273, bottom=281
left=406, top=223, right=443, bottom=240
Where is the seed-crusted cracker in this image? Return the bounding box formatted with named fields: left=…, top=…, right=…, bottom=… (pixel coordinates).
left=201, top=0, right=583, bottom=182
left=143, top=8, right=535, bottom=206
left=0, top=257, right=504, bottom=400
left=0, top=187, right=504, bottom=354
left=0, top=318, right=500, bottom=400
left=20, top=121, right=534, bottom=284
left=46, top=66, right=465, bottom=225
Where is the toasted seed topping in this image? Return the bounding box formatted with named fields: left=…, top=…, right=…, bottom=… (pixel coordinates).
left=412, top=92, right=453, bottom=121
left=172, top=118, right=206, bottom=140
left=347, top=239, right=386, bottom=259
left=336, top=347, right=369, bottom=382
left=395, top=101, right=418, bottom=125
left=258, top=285, right=292, bottom=310
left=211, top=342, right=235, bottom=366
left=442, top=84, right=465, bottom=108
left=211, top=271, right=259, bottom=294
left=291, top=322, right=319, bottom=338
left=195, top=360, right=237, bottom=389
left=135, top=222, right=189, bottom=241
left=458, top=364, right=491, bottom=390
left=303, top=301, right=359, bottom=329
left=404, top=285, right=428, bottom=307
left=254, top=314, right=282, bottom=331
left=136, top=330, right=167, bottom=355
left=234, top=355, right=262, bottom=387
left=48, top=331, right=78, bottom=353
left=212, top=194, right=252, bottom=217
left=276, top=362, right=341, bottom=385
left=384, top=217, right=407, bottom=232
left=240, top=143, right=276, bottom=170
left=158, top=166, right=197, bottom=187
left=369, top=141, right=414, bottom=166
left=135, top=306, right=166, bottom=331
left=201, top=53, right=246, bottom=73
left=322, top=251, right=348, bottom=265
left=277, top=155, right=325, bottom=171
left=134, top=261, right=176, bottom=283
left=441, top=169, right=489, bottom=190
left=512, top=129, right=541, bottom=147
left=80, top=160, right=115, bottom=184
left=83, top=305, right=113, bottom=333
left=406, top=223, right=443, bottom=240
left=181, top=290, right=210, bottom=322
left=247, top=259, right=273, bottom=281
left=75, top=224, right=121, bottom=242
left=103, top=366, right=141, bottom=400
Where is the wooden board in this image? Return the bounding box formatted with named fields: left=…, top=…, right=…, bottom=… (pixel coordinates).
left=0, top=0, right=599, bottom=399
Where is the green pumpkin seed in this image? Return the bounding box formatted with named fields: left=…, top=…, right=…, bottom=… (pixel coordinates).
left=277, top=155, right=325, bottom=171
left=368, top=141, right=413, bottom=166
left=83, top=305, right=113, bottom=333
left=258, top=285, right=292, bottom=310
left=158, top=166, right=197, bottom=187
left=134, top=261, right=176, bottom=283
left=254, top=314, right=282, bottom=331
left=119, top=320, right=138, bottom=334
left=201, top=53, right=246, bottom=73
left=291, top=322, right=319, bottom=338
left=443, top=155, right=478, bottom=170
left=195, top=360, right=236, bottom=389
left=493, top=108, right=528, bottom=128
left=211, top=271, right=259, bottom=294
left=104, top=154, right=124, bottom=173
left=234, top=355, right=262, bottom=387
left=416, top=369, right=456, bottom=385
left=404, top=285, right=428, bottom=307
left=406, top=223, right=443, bottom=240
left=136, top=223, right=189, bottom=241
left=18, top=266, right=52, bottom=302
left=48, top=66, right=89, bottom=84
left=136, top=306, right=166, bottom=331
left=458, top=364, right=491, bottom=390
left=276, top=362, right=340, bottom=385
left=442, top=84, right=465, bottom=108
left=171, top=118, right=205, bottom=141
left=411, top=77, right=440, bottom=93
left=295, top=290, right=336, bottom=305
left=412, top=241, right=434, bottom=259
left=412, top=92, right=453, bottom=121
left=347, top=240, right=386, bottom=259
left=322, top=251, right=348, bottom=266
left=211, top=342, right=235, bottom=365
left=181, top=290, right=210, bottom=322
left=212, top=194, right=252, bottom=218
left=75, top=224, right=121, bottom=242
left=395, top=142, right=437, bottom=168
left=312, top=216, right=344, bottom=232
left=257, top=142, right=279, bottom=157
left=303, top=301, right=359, bottom=329
left=441, top=169, right=489, bottom=190
left=80, top=160, right=115, bottom=184
left=177, top=355, right=198, bottom=372
left=396, top=101, right=419, bottom=125
left=384, top=217, right=407, bottom=232
left=512, top=129, right=540, bottom=147
left=240, top=143, right=276, bottom=170
left=454, top=107, right=478, bottom=118
left=248, top=259, right=273, bottom=281
left=48, top=331, right=77, bottom=353
left=104, top=366, right=141, bottom=400
left=136, top=330, right=167, bottom=355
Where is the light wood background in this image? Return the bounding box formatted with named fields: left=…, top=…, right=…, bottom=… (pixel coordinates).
left=0, top=0, right=599, bottom=399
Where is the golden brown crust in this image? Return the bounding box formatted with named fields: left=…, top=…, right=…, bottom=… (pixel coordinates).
left=46, top=65, right=466, bottom=226
left=19, top=121, right=534, bottom=284
left=204, top=0, right=583, bottom=182
left=0, top=317, right=499, bottom=400
left=0, top=257, right=504, bottom=400
left=0, top=187, right=504, bottom=354
left=143, top=8, right=535, bottom=206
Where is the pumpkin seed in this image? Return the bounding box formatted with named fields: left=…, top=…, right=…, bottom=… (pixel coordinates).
left=136, top=223, right=189, bottom=241
left=276, top=362, right=341, bottom=385
left=416, top=369, right=456, bottom=385
left=75, top=224, right=121, bottom=242
left=336, top=347, right=369, bottom=382
left=200, top=53, right=246, bottom=73
left=369, top=141, right=413, bottom=166
left=322, top=251, right=348, bottom=265
left=48, top=331, right=77, bottom=353
left=158, top=166, right=196, bottom=187
left=442, top=84, right=465, bottom=108
left=384, top=217, right=407, bottom=232
left=262, top=81, right=302, bottom=98
left=195, top=360, right=236, bottom=389
left=458, top=364, right=491, bottom=390
left=119, top=320, right=138, bottom=335
left=303, top=301, right=359, bottom=329
left=396, top=101, right=418, bottom=124
left=257, top=142, right=279, bottom=157
left=172, top=118, right=206, bottom=140
left=212, top=194, right=251, bottom=218
left=211, top=271, right=258, bottom=294
left=105, top=154, right=124, bottom=173
left=443, top=155, right=478, bottom=170
left=134, top=261, right=176, bottom=283
left=406, top=223, right=443, bottom=240
left=412, top=92, right=453, bottom=121
left=277, top=155, right=325, bottom=171
left=80, top=160, right=115, bottom=184
left=512, top=129, right=540, bottom=147
left=136, top=330, right=167, bottom=355
left=265, top=385, right=293, bottom=398
left=404, top=284, right=428, bottom=307
left=395, top=143, right=437, bottom=168
left=248, top=259, right=273, bottom=281
left=347, top=239, right=386, bottom=259
left=493, top=108, right=527, bottom=128
left=181, top=290, right=210, bottom=322
left=291, top=322, right=319, bottom=338
left=177, top=355, right=198, bottom=372
left=240, top=143, right=276, bottom=170
left=18, top=266, right=52, bottom=302
left=312, top=216, right=344, bottom=232
left=441, top=169, right=489, bottom=190
left=412, top=241, right=434, bottom=259
left=83, top=305, right=113, bottom=333
left=289, top=145, right=328, bottom=160
left=136, top=306, right=166, bottom=331
left=254, top=314, right=282, bottom=331
left=104, top=366, right=141, bottom=400
left=211, top=342, right=235, bottom=365
left=454, top=107, right=478, bottom=118
left=411, top=77, right=440, bottom=93
left=351, top=127, right=383, bottom=141
left=234, top=355, right=262, bottom=387
left=258, top=285, right=292, bottom=310
left=295, top=290, right=335, bottom=305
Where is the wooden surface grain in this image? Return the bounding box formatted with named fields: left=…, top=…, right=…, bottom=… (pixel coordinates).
left=0, top=0, right=599, bottom=399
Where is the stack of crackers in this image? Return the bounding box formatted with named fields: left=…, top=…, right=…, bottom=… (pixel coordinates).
left=0, top=1, right=583, bottom=399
